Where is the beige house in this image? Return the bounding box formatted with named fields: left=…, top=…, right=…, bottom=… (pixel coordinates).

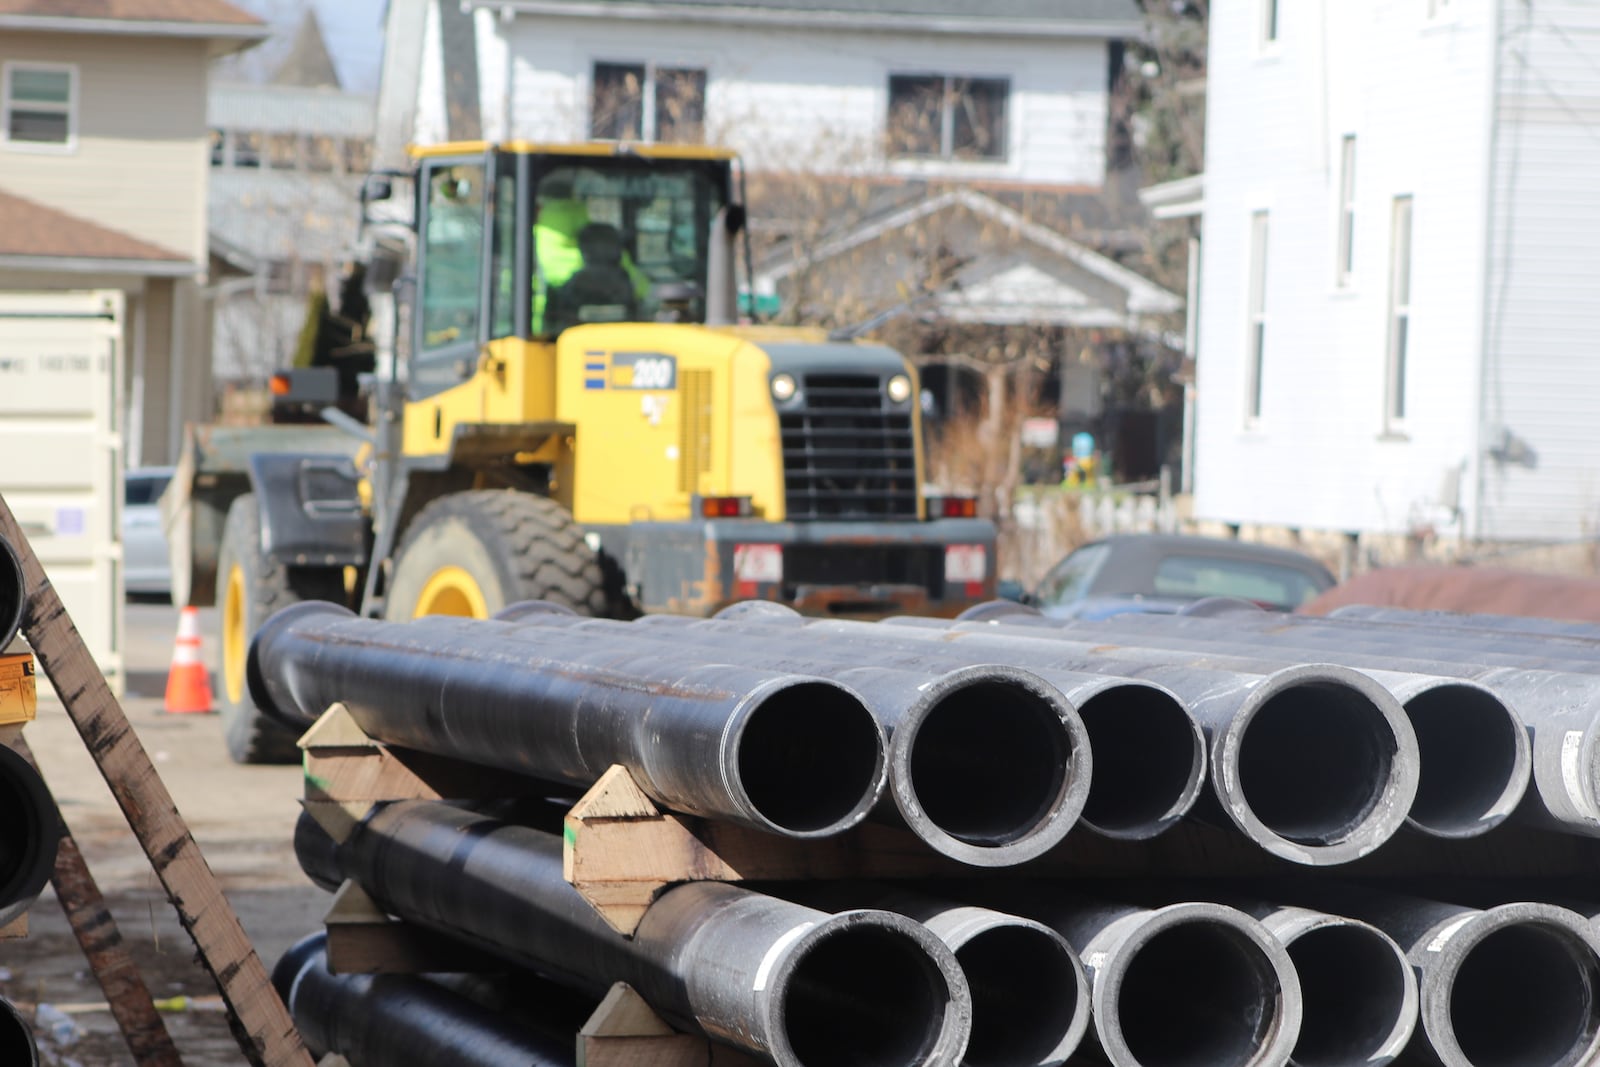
left=0, top=0, right=267, bottom=466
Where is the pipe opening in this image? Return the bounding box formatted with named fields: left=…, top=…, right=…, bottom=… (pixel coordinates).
left=908, top=680, right=1070, bottom=846
left=0, top=538, right=22, bottom=648
left=1449, top=923, right=1600, bottom=1067
left=737, top=682, right=882, bottom=834
left=0, top=999, right=36, bottom=1067
left=1286, top=925, right=1409, bottom=1067
left=0, top=749, right=54, bottom=911
left=1404, top=686, right=1524, bottom=835
left=1078, top=686, right=1200, bottom=837
left=1117, top=921, right=1281, bottom=1067
left=1236, top=683, right=1396, bottom=845
left=783, top=925, right=952, bottom=1067
left=957, top=925, right=1081, bottom=1067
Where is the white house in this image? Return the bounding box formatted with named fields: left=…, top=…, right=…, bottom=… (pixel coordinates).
left=390, top=0, right=1141, bottom=188
left=1194, top=0, right=1600, bottom=544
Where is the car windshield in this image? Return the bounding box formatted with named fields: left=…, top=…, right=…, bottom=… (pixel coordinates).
left=533, top=161, right=726, bottom=336
left=1034, top=542, right=1111, bottom=606
left=1151, top=554, right=1327, bottom=609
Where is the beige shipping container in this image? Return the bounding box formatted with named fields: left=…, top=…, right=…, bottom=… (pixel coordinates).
left=0, top=291, right=124, bottom=695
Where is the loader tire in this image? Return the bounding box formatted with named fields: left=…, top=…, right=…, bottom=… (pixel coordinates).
left=216, top=494, right=345, bottom=765
left=383, top=491, right=607, bottom=621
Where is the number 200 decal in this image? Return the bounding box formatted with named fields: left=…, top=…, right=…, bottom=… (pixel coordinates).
left=611, top=352, right=677, bottom=391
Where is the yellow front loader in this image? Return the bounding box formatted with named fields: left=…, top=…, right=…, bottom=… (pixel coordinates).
left=167, top=142, right=997, bottom=762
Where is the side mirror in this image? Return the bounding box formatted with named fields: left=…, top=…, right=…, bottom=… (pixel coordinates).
left=724, top=203, right=747, bottom=236
left=361, top=175, right=394, bottom=205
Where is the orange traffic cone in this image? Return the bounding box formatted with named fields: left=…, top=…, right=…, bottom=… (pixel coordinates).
left=164, top=606, right=214, bottom=714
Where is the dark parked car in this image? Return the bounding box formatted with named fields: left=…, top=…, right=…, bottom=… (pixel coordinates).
left=1028, top=533, right=1336, bottom=619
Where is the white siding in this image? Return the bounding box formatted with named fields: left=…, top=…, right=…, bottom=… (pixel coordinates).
left=0, top=33, right=210, bottom=263
left=1477, top=0, right=1600, bottom=541
left=1194, top=0, right=1494, bottom=535
left=472, top=14, right=1110, bottom=185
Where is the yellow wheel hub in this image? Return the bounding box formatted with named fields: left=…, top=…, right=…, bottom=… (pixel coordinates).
left=222, top=563, right=247, bottom=705
left=414, top=565, right=490, bottom=619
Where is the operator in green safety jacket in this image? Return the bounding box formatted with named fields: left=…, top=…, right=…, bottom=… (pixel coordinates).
left=532, top=197, right=650, bottom=334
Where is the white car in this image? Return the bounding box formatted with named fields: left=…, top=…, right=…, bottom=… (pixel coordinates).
left=124, top=467, right=174, bottom=599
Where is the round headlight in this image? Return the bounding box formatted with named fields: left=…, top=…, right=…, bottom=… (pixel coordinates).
left=771, top=373, right=798, bottom=402
left=887, top=374, right=913, bottom=404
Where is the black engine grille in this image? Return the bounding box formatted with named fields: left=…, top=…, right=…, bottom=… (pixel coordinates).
left=780, top=373, right=918, bottom=520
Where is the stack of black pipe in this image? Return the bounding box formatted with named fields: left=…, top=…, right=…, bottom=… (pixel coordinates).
left=259, top=596, right=1600, bottom=1067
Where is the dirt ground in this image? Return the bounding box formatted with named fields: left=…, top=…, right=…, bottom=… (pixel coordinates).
left=8, top=602, right=325, bottom=1066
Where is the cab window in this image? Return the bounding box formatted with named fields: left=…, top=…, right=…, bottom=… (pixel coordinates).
left=418, top=163, right=485, bottom=349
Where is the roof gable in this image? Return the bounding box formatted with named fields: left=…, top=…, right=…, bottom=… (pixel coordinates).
left=0, top=0, right=259, bottom=25
left=0, top=188, right=192, bottom=270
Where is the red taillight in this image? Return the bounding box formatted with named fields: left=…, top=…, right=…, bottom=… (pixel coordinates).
left=699, top=495, right=754, bottom=519
left=929, top=496, right=978, bottom=519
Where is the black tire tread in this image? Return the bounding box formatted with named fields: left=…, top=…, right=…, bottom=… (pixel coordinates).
left=389, top=491, right=607, bottom=617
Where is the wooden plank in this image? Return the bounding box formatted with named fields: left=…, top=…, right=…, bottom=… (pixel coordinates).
left=577, top=983, right=763, bottom=1067
left=21, top=733, right=183, bottom=1066
left=0, top=501, right=312, bottom=1067
left=322, top=880, right=501, bottom=976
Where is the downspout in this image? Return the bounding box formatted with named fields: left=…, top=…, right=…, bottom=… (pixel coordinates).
left=1470, top=0, right=1506, bottom=543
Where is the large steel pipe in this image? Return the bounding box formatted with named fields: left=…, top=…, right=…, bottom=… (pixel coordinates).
left=634, top=612, right=1415, bottom=864
left=249, top=602, right=887, bottom=838
left=786, top=886, right=1089, bottom=1067
left=299, top=800, right=972, bottom=1067
left=489, top=604, right=1093, bottom=863
left=1043, top=607, right=1597, bottom=836
left=0, top=996, right=36, bottom=1067
left=0, top=744, right=59, bottom=928
left=0, top=536, right=23, bottom=651
left=1331, top=604, right=1600, bottom=642
left=1239, top=904, right=1417, bottom=1067
left=1023, top=610, right=1532, bottom=839
left=1306, top=891, right=1600, bottom=1067
left=968, top=892, right=1301, bottom=1067
left=494, top=604, right=1208, bottom=841
left=272, top=931, right=575, bottom=1066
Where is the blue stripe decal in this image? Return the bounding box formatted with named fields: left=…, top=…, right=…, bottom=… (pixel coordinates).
left=584, top=378, right=606, bottom=390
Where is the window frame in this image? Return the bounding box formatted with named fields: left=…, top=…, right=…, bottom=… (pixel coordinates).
left=1335, top=134, right=1356, bottom=288
left=886, top=73, right=1010, bottom=163
left=589, top=60, right=708, bottom=144
left=1259, top=0, right=1280, bottom=47
left=1385, top=195, right=1415, bottom=430
left=1245, top=210, right=1270, bottom=426
left=1, top=61, right=78, bottom=153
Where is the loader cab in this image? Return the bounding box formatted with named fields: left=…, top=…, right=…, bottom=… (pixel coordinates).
left=408, top=143, right=742, bottom=402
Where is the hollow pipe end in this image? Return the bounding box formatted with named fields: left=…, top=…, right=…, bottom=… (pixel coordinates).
left=0, top=535, right=24, bottom=649
left=1090, top=902, right=1302, bottom=1067
left=713, top=601, right=804, bottom=623
left=0, top=745, right=58, bottom=918
left=955, top=599, right=1043, bottom=622
left=763, top=909, right=974, bottom=1067
left=723, top=674, right=890, bottom=838
left=1213, top=664, right=1420, bottom=866
left=884, top=664, right=1091, bottom=867
left=1416, top=902, right=1600, bottom=1067
left=1399, top=681, right=1533, bottom=840
left=1072, top=678, right=1208, bottom=841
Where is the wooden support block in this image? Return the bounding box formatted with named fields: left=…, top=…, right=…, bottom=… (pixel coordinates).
left=563, top=766, right=953, bottom=935
left=0, top=913, right=26, bottom=939
left=301, top=704, right=550, bottom=810
left=322, top=880, right=500, bottom=976
left=577, top=983, right=763, bottom=1067
left=0, top=654, right=36, bottom=725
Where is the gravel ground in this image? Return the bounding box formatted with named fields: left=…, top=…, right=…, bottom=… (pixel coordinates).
left=7, top=602, right=324, bottom=1066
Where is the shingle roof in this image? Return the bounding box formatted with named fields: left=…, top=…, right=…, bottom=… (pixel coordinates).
left=0, top=0, right=260, bottom=25
left=477, top=0, right=1139, bottom=28
left=0, top=189, right=188, bottom=264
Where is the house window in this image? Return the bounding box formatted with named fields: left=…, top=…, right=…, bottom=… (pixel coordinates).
left=590, top=62, right=707, bottom=143
left=1261, top=0, right=1280, bottom=44
left=1385, top=196, right=1414, bottom=426
left=343, top=138, right=373, bottom=174
left=1246, top=211, right=1270, bottom=424
left=1336, top=135, right=1356, bottom=287
left=267, top=132, right=300, bottom=170
left=306, top=135, right=337, bottom=173
left=3, top=63, right=76, bottom=148
left=210, top=128, right=227, bottom=167
left=234, top=130, right=262, bottom=168
left=888, top=75, right=1008, bottom=161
